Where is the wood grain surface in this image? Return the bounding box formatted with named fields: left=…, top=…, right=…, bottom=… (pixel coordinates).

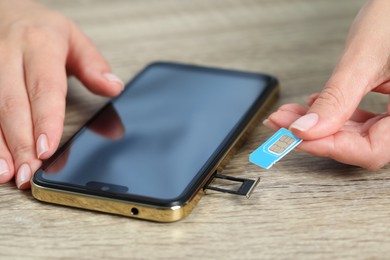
left=3, top=0, right=390, bottom=259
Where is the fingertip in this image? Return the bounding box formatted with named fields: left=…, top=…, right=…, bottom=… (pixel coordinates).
left=263, top=119, right=279, bottom=131
left=0, top=172, right=13, bottom=184
left=67, top=27, right=124, bottom=97
left=268, top=109, right=301, bottom=130
left=0, top=159, right=14, bottom=183
left=18, top=181, right=31, bottom=190
left=77, top=70, right=124, bottom=97
left=0, top=159, right=13, bottom=184
left=305, top=93, right=320, bottom=106
left=36, top=131, right=62, bottom=160
left=36, top=134, right=50, bottom=159
left=267, top=111, right=283, bottom=122
left=102, top=72, right=124, bottom=96
left=103, top=73, right=124, bottom=88
left=277, top=103, right=307, bottom=114
left=16, top=163, right=32, bottom=190
left=289, top=113, right=319, bottom=132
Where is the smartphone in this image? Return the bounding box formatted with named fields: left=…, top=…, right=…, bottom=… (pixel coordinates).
left=32, top=62, right=278, bottom=222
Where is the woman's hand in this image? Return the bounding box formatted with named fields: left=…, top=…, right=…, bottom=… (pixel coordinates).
left=264, top=0, right=390, bottom=170
left=0, top=0, right=123, bottom=189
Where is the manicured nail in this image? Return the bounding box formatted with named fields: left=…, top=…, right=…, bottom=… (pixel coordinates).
left=0, top=159, right=10, bottom=182
left=263, top=119, right=280, bottom=130
left=16, top=163, right=31, bottom=189
left=103, top=73, right=124, bottom=90
left=290, top=113, right=319, bottom=131
left=37, top=134, right=49, bottom=159
left=263, top=119, right=272, bottom=128
left=0, top=159, right=9, bottom=175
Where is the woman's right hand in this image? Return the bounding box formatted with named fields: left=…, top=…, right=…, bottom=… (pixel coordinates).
left=264, top=0, right=390, bottom=170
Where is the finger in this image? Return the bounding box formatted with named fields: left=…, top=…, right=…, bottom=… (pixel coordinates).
left=269, top=106, right=374, bottom=133
left=277, top=103, right=308, bottom=115
left=350, top=109, right=378, bottom=122
left=360, top=113, right=388, bottom=135
left=298, top=115, right=390, bottom=170
left=296, top=129, right=382, bottom=170
left=295, top=132, right=375, bottom=169
left=66, top=22, right=123, bottom=97
left=370, top=80, right=390, bottom=93
left=366, top=116, right=390, bottom=169
left=268, top=110, right=302, bottom=130
left=23, top=36, right=68, bottom=160
left=266, top=110, right=367, bottom=165
left=0, top=130, right=15, bottom=184
left=305, top=93, right=377, bottom=122
left=262, top=119, right=279, bottom=131
left=305, top=93, right=320, bottom=106
left=268, top=107, right=363, bottom=136
left=0, top=51, right=41, bottom=189
left=290, top=72, right=368, bottom=140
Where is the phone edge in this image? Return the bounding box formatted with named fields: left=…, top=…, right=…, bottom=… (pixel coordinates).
left=31, top=180, right=203, bottom=223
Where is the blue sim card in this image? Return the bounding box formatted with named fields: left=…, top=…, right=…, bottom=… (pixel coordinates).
left=249, top=128, right=302, bottom=169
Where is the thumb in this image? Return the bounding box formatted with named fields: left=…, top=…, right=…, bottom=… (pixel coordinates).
left=66, top=22, right=124, bottom=97
left=289, top=72, right=369, bottom=140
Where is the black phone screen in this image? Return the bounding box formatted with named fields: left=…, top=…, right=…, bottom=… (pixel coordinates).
left=34, top=62, right=277, bottom=206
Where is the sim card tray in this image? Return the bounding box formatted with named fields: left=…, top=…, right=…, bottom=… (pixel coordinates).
left=204, top=173, right=260, bottom=199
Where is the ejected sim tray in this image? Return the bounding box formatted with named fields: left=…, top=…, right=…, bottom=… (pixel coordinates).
left=204, top=172, right=260, bottom=199
left=249, top=128, right=302, bottom=169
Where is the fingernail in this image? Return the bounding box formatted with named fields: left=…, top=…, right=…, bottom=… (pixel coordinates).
left=16, top=163, right=31, bottom=189
left=263, top=119, right=272, bottom=128
left=103, top=73, right=124, bottom=90
left=263, top=119, right=273, bottom=128
left=0, top=159, right=9, bottom=175
left=263, top=119, right=280, bottom=130
left=290, top=113, right=319, bottom=131
left=0, top=159, right=10, bottom=182
left=37, top=134, right=49, bottom=159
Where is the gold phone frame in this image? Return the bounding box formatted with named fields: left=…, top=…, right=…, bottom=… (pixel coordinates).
left=32, top=84, right=278, bottom=222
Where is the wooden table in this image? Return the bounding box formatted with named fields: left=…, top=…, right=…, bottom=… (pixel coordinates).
left=3, top=0, right=390, bottom=259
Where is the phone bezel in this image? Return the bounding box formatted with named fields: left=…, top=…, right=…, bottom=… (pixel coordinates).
left=33, top=61, right=278, bottom=208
